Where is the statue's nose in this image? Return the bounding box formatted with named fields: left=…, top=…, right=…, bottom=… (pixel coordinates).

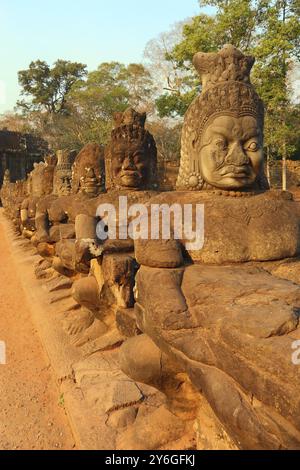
left=122, top=156, right=135, bottom=171
left=226, top=143, right=249, bottom=165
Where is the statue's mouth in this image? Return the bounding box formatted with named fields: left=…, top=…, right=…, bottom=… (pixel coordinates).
left=219, top=165, right=251, bottom=178
left=120, top=171, right=141, bottom=187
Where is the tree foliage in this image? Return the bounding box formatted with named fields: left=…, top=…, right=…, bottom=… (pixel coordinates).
left=7, top=2, right=300, bottom=163
left=150, top=0, right=300, bottom=159
left=14, top=60, right=157, bottom=151
left=17, top=60, right=87, bottom=114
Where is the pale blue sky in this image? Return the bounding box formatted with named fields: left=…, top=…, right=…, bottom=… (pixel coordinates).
left=0, top=0, right=206, bottom=113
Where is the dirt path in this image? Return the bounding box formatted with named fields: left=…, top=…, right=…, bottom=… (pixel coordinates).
left=0, top=210, right=75, bottom=450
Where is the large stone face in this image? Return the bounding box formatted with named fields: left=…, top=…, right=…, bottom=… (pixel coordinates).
left=105, top=108, right=158, bottom=191
left=71, top=143, right=105, bottom=196
left=177, top=45, right=268, bottom=192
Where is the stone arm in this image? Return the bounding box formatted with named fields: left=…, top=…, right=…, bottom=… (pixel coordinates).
left=132, top=238, right=300, bottom=450
left=20, top=197, right=30, bottom=227
left=35, top=195, right=57, bottom=243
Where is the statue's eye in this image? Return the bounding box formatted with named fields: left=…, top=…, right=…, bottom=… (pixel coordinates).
left=245, top=142, right=259, bottom=152
left=115, top=154, right=124, bottom=163
left=215, top=139, right=228, bottom=151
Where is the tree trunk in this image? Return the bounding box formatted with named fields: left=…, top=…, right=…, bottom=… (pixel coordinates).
left=266, top=146, right=271, bottom=188
left=282, top=142, right=287, bottom=192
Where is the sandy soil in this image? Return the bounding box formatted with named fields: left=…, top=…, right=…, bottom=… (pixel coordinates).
left=0, top=210, right=75, bottom=450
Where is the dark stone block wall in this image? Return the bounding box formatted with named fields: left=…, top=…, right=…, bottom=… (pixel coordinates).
left=0, top=130, right=48, bottom=184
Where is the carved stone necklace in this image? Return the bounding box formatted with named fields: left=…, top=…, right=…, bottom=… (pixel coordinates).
left=212, top=190, right=258, bottom=198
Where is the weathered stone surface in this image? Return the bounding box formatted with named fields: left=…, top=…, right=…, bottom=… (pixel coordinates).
left=135, top=239, right=183, bottom=268
left=52, top=149, right=75, bottom=196
left=107, top=407, right=137, bottom=430
left=73, top=352, right=143, bottom=414
left=119, top=335, right=163, bottom=389
left=135, top=190, right=300, bottom=264
left=43, top=275, right=73, bottom=293
left=55, top=240, right=76, bottom=271
left=81, top=328, right=124, bottom=356
left=62, top=307, right=96, bottom=337
left=72, top=276, right=101, bottom=311
left=128, top=47, right=300, bottom=450
left=36, top=242, right=55, bottom=258
left=134, top=263, right=300, bottom=449
left=34, top=258, right=53, bottom=279
left=75, top=214, right=97, bottom=240
left=116, top=308, right=140, bottom=337
left=102, top=254, right=138, bottom=308
left=49, top=224, right=75, bottom=243
left=194, top=396, right=238, bottom=450
left=90, top=258, right=105, bottom=290
left=74, top=240, right=93, bottom=273
left=116, top=405, right=187, bottom=450
left=30, top=157, right=57, bottom=198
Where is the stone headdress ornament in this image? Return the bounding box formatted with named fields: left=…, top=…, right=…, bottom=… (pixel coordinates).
left=177, top=44, right=265, bottom=190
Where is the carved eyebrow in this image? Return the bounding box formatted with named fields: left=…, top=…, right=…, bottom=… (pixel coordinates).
left=243, top=130, right=259, bottom=141
left=210, top=127, right=228, bottom=135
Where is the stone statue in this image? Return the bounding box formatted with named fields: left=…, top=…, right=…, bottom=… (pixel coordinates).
left=3, top=169, right=10, bottom=185
left=64, top=108, right=158, bottom=346
left=20, top=155, right=57, bottom=238
left=105, top=108, right=157, bottom=191
left=3, top=46, right=300, bottom=451
left=0, top=169, right=10, bottom=201
left=71, top=143, right=105, bottom=195
left=119, top=46, right=300, bottom=450
left=34, top=144, right=104, bottom=246
left=177, top=44, right=268, bottom=192
left=53, top=149, right=76, bottom=196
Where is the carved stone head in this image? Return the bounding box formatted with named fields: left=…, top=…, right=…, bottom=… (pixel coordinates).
left=80, top=167, right=101, bottom=197
left=105, top=108, right=157, bottom=191
left=30, top=155, right=57, bottom=197
left=3, top=169, right=10, bottom=185
left=177, top=44, right=268, bottom=191
left=72, top=143, right=105, bottom=195
left=53, top=150, right=76, bottom=196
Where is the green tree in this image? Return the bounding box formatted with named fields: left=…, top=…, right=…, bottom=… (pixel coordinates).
left=151, top=0, right=265, bottom=117
left=119, top=63, right=154, bottom=110
left=25, top=61, right=156, bottom=151
left=144, top=22, right=200, bottom=118
left=252, top=0, right=300, bottom=188
left=151, top=0, right=300, bottom=178
left=17, top=59, right=87, bottom=114
left=147, top=119, right=182, bottom=163
left=70, top=61, right=154, bottom=118
left=70, top=62, right=130, bottom=121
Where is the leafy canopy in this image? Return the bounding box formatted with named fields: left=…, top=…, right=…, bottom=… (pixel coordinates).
left=17, top=59, right=87, bottom=114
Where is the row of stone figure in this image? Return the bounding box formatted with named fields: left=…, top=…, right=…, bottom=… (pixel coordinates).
left=1, top=45, right=300, bottom=450
left=0, top=108, right=160, bottom=283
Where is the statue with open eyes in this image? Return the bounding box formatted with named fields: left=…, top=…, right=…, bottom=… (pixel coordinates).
left=105, top=107, right=157, bottom=191
left=177, top=44, right=268, bottom=192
